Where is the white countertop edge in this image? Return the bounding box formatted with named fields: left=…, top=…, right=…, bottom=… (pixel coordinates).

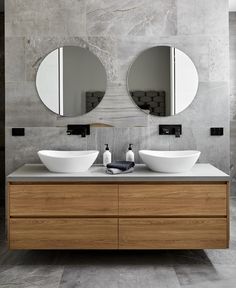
left=7, top=163, right=230, bottom=182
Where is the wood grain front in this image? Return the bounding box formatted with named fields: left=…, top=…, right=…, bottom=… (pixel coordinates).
left=9, top=184, right=118, bottom=216
left=9, top=218, right=118, bottom=249
left=119, top=184, right=227, bottom=216
left=8, top=181, right=229, bottom=250
left=119, top=218, right=228, bottom=249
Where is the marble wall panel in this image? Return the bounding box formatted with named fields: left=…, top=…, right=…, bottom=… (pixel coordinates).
left=230, top=12, right=236, bottom=196
left=5, top=1, right=230, bottom=200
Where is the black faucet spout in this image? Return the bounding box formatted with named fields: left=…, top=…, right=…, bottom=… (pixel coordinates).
left=81, top=130, right=86, bottom=138
left=175, top=128, right=181, bottom=138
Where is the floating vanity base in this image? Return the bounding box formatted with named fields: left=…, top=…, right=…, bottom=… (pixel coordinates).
left=7, top=164, right=230, bottom=250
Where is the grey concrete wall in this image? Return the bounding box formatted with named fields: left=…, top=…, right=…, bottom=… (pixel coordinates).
left=0, top=12, right=4, bottom=204
left=230, top=12, right=236, bottom=196
left=5, top=1, right=230, bottom=189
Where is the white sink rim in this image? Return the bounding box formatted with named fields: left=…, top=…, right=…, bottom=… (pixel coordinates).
left=139, top=150, right=201, bottom=173
left=38, top=150, right=99, bottom=173
left=139, top=150, right=200, bottom=158
left=38, top=150, right=99, bottom=158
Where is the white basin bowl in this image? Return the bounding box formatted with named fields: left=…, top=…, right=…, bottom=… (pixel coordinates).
left=38, top=150, right=99, bottom=173
left=139, top=150, right=201, bottom=173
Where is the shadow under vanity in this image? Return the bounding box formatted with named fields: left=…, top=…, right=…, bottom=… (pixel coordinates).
left=7, top=43, right=230, bottom=250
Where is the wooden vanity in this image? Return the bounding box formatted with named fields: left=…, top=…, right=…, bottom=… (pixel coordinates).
left=7, top=164, right=230, bottom=250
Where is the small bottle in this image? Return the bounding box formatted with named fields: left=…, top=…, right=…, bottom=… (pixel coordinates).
left=103, top=144, right=111, bottom=166
left=126, top=144, right=134, bottom=162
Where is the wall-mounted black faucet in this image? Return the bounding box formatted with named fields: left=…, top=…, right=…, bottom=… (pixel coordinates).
left=159, top=125, right=182, bottom=138
left=67, top=125, right=90, bottom=138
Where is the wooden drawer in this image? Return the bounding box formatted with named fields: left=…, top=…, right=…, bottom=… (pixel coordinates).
left=119, top=184, right=227, bottom=216
left=9, top=218, right=118, bottom=249
left=9, top=184, right=118, bottom=216
left=119, top=218, right=228, bottom=249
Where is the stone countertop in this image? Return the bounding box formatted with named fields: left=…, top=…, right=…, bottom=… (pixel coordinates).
left=7, top=163, right=230, bottom=182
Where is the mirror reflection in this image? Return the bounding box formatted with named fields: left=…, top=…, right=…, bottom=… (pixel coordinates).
left=127, top=46, right=198, bottom=116
left=36, top=46, right=107, bottom=117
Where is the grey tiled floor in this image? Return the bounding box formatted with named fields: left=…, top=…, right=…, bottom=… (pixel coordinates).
left=0, top=199, right=236, bottom=288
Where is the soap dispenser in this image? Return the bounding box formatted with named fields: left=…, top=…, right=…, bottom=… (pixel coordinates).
left=126, top=144, right=134, bottom=162
left=103, top=144, right=111, bottom=166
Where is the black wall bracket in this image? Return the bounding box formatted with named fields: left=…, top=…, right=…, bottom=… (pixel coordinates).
left=67, top=125, right=90, bottom=138
left=159, top=125, right=182, bottom=138
left=12, top=128, right=25, bottom=136
left=210, top=127, right=224, bottom=136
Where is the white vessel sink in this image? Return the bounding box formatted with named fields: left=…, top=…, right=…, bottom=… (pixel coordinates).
left=139, top=150, right=201, bottom=173
left=38, top=150, right=99, bottom=173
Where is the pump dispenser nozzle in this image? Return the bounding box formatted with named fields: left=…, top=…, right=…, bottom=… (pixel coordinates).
left=128, top=144, right=133, bottom=150
left=105, top=144, right=109, bottom=150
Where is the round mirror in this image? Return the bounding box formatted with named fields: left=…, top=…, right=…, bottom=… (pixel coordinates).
left=127, top=46, right=198, bottom=116
left=36, top=46, right=107, bottom=116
